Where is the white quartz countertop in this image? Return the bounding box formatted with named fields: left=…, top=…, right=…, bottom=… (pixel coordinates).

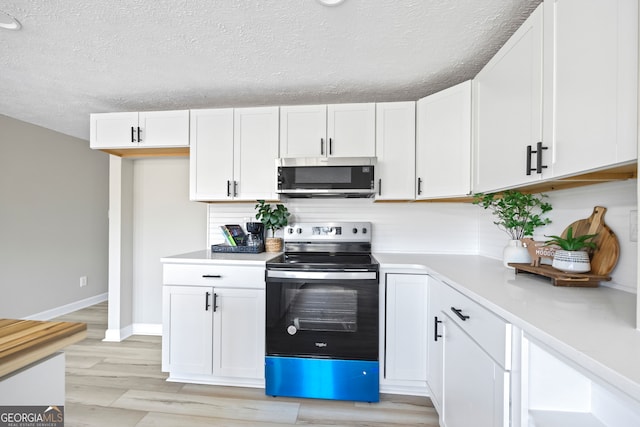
left=161, top=249, right=281, bottom=265
left=374, top=252, right=640, bottom=404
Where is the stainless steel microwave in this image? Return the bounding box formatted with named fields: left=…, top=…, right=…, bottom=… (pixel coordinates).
left=276, top=157, right=376, bottom=198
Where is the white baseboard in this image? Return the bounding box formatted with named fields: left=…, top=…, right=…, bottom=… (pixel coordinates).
left=24, top=293, right=108, bottom=321
left=132, top=323, right=162, bottom=336
left=103, top=324, right=133, bottom=342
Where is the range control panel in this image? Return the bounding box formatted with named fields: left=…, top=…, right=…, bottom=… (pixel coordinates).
left=284, top=222, right=372, bottom=243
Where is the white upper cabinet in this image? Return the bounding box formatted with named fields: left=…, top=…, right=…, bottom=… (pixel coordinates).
left=90, top=110, right=190, bottom=149
left=473, top=4, right=545, bottom=193
left=327, top=103, right=376, bottom=157
left=375, top=102, right=416, bottom=200
left=189, top=109, right=234, bottom=201
left=545, top=0, right=638, bottom=178
left=473, top=0, right=638, bottom=193
left=279, top=105, right=328, bottom=158
left=189, top=107, right=279, bottom=201
left=416, top=81, right=472, bottom=199
left=233, top=107, right=280, bottom=201
left=280, top=103, right=376, bottom=158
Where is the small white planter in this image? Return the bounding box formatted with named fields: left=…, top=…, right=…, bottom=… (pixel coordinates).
left=503, top=240, right=531, bottom=268
left=552, top=250, right=591, bottom=273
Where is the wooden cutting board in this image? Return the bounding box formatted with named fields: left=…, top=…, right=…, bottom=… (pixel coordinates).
left=561, top=206, right=619, bottom=276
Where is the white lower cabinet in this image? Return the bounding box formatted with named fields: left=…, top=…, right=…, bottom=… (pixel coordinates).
left=381, top=273, right=429, bottom=395
left=428, top=276, right=511, bottom=427
left=443, top=318, right=509, bottom=427
left=519, top=335, right=640, bottom=427
left=162, top=263, right=265, bottom=387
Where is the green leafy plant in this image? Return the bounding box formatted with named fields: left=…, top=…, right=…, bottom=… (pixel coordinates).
left=254, top=200, right=290, bottom=238
left=473, top=191, right=552, bottom=240
left=544, top=226, right=598, bottom=251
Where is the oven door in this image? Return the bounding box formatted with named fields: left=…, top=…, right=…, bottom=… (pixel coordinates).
left=265, top=270, right=379, bottom=361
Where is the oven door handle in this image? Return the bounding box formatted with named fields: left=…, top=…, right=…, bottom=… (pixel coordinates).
left=266, top=270, right=377, bottom=280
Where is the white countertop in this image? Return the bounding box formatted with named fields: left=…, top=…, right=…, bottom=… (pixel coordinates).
left=374, top=252, right=640, bottom=404
left=161, top=249, right=281, bottom=265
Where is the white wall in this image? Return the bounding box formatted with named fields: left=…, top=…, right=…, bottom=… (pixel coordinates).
left=207, top=179, right=637, bottom=293
left=132, top=158, right=207, bottom=328
left=207, top=199, right=480, bottom=254
left=0, top=115, right=109, bottom=319
left=477, top=179, right=637, bottom=293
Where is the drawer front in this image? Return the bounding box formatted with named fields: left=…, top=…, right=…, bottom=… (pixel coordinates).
left=439, top=283, right=511, bottom=369
left=163, top=263, right=265, bottom=288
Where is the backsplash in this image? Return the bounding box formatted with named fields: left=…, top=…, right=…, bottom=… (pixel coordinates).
left=208, top=179, right=637, bottom=292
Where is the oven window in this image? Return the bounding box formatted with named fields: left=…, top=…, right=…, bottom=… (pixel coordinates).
left=286, top=286, right=357, bottom=332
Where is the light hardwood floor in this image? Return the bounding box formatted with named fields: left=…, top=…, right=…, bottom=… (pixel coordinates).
left=55, top=302, right=439, bottom=426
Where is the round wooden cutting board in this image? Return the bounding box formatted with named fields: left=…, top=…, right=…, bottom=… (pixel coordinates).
left=561, top=206, right=619, bottom=276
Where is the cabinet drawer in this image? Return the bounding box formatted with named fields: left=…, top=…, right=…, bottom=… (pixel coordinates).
left=163, top=264, right=265, bottom=288
left=440, top=283, right=511, bottom=370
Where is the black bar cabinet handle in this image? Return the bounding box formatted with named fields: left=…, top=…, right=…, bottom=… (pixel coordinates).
left=202, top=274, right=222, bottom=278
left=329, top=138, right=333, bottom=155
left=450, top=307, right=470, bottom=321
left=131, top=127, right=135, bottom=143
left=535, top=141, right=548, bottom=174
left=378, top=179, right=382, bottom=196
left=526, top=145, right=533, bottom=175
left=233, top=181, right=238, bottom=197
left=137, top=126, right=141, bottom=142
left=213, top=293, right=219, bottom=312
left=205, top=292, right=211, bottom=311
left=226, top=180, right=231, bottom=197
left=434, top=316, right=443, bottom=342
left=320, top=138, right=325, bottom=155
left=417, top=177, right=422, bottom=195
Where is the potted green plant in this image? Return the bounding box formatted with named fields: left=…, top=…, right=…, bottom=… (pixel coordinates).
left=473, top=191, right=552, bottom=267
left=255, top=200, right=290, bottom=252
left=544, top=226, right=598, bottom=273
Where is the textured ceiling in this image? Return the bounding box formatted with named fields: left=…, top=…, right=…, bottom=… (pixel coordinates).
left=0, top=0, right=541, bottom=141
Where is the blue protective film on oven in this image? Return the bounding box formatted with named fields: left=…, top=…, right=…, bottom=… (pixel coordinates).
left=265, top=356, right=379, bottom=402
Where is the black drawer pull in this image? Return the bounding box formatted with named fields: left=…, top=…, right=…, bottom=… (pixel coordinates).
left=434, top=316, right=443, bottom=342
left=320, top=138, right=325, bottom=155
left=202, top=274, right=222, bottom=278
left=205, top=292, right=211, bottom=311
left=450, top=307, right=469, bottom=321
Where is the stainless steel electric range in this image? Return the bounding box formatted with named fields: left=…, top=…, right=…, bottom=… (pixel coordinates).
left=264, top=222, right=379, bottom=402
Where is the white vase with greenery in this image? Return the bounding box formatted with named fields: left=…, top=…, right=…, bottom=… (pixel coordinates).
left=474, top=191, right=553, bottom=268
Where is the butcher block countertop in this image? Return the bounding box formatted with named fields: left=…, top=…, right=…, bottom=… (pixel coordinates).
left=0, top=319, right=86, bottom=378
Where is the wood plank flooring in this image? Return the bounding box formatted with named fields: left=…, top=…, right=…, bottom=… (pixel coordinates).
left=55, top=302, right=439, bottom=426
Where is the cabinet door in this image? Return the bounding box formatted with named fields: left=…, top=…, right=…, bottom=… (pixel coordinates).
left=416, top=81, right=471, bottom=199
left=327, top=103, right=376, bottom=157
left=443, top=316, right=509, bottom=427
left=473, top=4, right=545, bottom=193
left=189, top=109, right=235, bottom=201
left=164, top=286, right=213, bottom=375
left=280, top=105, right=327, bottom=158
left=212, top=288, right=265, bottom=380
left=375, top=102, right=415, bottom=200
left=426, top=277, right=444, bottom=412
left=89, top=112, right=139, bottom=149
left=547, top=0, right=638, bottom=177
left=138, top=110, right=190, bottom=147
left=234, top=107, right=280, bottom=200
left=384, top=274, right=428, bottom=382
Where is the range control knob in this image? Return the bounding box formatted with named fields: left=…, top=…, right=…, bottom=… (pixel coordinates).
left=287, top=228, right=294, bottom=234
left=296, top=228, right=302, bottom=234
left=362, top=228, right=368, bottom=234
left=352, top=228, right=358, bottom=234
